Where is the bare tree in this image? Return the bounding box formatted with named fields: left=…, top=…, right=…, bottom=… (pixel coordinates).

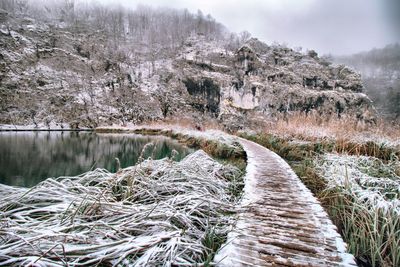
left=239, top=30, right=251, bottom=45
left=0, top=0, right=15, bottom=14
left=60, top=0, right=75, bottom=24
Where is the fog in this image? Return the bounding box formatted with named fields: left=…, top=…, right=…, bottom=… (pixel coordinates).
left=98, top=0, right=400, bottom=55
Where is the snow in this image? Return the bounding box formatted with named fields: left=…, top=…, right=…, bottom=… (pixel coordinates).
left=239, top=142, right=262, bottom=205
left=0, top=123, right=84, bottom=130
left=52, top=47, right=90, bottom=62
left=178, top=35, right=227, bottom=63
left=225, top=86, right=260, bottom=110
left=0, top=28, right=8, bottom=35
left=315, top=153, right=400, bottom=214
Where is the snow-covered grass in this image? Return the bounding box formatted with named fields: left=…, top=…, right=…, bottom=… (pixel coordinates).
left=96, top=122, right=245, bottom=160
left=316, top=154, right=400, bottom=213
left=0, top=149, right=243, bottom=266
left=316, top=154, right=400, bottom=267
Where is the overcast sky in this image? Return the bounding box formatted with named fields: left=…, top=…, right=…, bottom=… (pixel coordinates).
left=97, top=0, right=400, bottom=55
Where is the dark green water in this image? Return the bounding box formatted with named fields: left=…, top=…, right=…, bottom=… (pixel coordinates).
left=0, top=131, right=193, bottom=187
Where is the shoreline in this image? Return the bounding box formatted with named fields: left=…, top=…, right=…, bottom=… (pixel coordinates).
left=0, top=128, right=94, bottom=132
left=0, top=125, right=94, bottom=132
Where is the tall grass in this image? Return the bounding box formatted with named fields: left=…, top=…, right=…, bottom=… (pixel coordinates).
left=321, top=188, right=400, bottom=267
left=131, top=128, right=247, bottom=161
left=258, top=112, right=400, bottom=146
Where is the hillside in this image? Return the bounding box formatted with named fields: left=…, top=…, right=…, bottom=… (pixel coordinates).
left=0, top=1, right=375, bottom=130
left=334, top=44, right=400, bottom=120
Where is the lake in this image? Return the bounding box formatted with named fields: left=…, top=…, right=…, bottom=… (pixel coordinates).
left=0, top=131, right=193, bottom=187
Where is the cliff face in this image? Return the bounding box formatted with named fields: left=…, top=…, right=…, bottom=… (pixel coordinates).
left=0, top=13, right=375, bottom=129
left=173, top=37, right=375, bottom=129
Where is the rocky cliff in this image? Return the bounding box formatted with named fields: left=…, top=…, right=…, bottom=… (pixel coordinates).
left=0, top=11, right=375, bottom=130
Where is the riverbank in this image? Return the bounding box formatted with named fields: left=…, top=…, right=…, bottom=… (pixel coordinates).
left=0, top=129, right=246, bottom=266
left=0, top=124, right=93, bottom=131
left=96, top=126, right=247, bottom=164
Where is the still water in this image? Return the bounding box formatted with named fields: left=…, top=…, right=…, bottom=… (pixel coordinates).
left=0, top=131, right=193, bottom=187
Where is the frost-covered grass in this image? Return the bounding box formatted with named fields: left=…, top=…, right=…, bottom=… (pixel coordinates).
left=239, top=130, right=399, bottom=163
left=321, top=188, right=400, bottom=267
left=0, top=150, right=243, bottom=266
left=315, top=154, right=399, bottom=267
left=316, top=154, right=400, bottom=212
left=96, top=125, right=246, bottom=162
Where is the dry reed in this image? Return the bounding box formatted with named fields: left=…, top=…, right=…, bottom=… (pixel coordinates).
left=261, top=112, right=400, bottom=146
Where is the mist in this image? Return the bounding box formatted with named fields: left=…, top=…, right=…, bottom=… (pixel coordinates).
left=98, top=0, right=400, bottom=55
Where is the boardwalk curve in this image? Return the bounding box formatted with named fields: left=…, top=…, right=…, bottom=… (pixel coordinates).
left=215, top=138, right=356, bottom=267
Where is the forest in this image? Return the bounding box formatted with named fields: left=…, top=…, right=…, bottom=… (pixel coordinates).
left=0, top=0, right=228, bottom=52
left=334, top=43, right=400, bottom=120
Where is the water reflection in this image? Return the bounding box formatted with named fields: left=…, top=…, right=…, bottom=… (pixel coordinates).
left=0, top=131, right=193, bottom=187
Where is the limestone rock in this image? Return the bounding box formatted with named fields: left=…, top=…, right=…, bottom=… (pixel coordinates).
left=0, top=15, right=375, bottom=128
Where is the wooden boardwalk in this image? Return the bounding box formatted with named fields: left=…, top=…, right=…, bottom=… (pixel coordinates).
left=215, top=138, right=356, bottom=267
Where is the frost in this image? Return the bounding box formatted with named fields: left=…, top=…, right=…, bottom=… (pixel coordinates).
left=315, top=153, right=400, bottom=214
left=0, top=150, right=241, bottom=266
